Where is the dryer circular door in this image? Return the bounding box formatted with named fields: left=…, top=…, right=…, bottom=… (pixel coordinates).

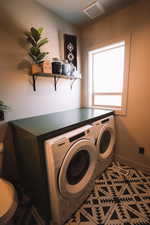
left=58, top=139, right=97, bottom=198
left=97, top=124, right=115, bottom=159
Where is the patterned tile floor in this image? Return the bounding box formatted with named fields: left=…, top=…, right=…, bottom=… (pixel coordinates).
left=65, top=161, right=150, bottom=225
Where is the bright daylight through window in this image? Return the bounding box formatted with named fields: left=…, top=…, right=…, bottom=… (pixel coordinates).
left=89, top=41, right=129, bottom=114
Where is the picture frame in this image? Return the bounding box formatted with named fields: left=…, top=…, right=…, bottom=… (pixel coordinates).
left=58, top=31, right=77, bottom=68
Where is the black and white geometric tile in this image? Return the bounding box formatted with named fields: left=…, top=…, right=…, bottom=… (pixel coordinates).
left=65, top=161, right=150, bottom=225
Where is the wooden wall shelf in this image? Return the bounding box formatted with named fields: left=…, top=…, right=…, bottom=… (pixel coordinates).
left=32, top=73, right=81, bottom=91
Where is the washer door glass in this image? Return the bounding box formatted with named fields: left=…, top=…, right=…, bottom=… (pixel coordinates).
left=66, top=150, right=90, bottom=185
left=58, top=139, right=97, bottom=198
left=99, top=130, right=111, bottom=154
left=97, top=126, right=115, bottom=159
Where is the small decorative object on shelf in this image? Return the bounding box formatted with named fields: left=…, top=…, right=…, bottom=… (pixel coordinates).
left=43, top=60, right=52, bottom=73
left=0, top=100, right=9, bottom=121
left=25, top=27, right=49, bottom=74
left=52, top=58, right=62, bottom=74
left=62, top=60, right=71, bottom=76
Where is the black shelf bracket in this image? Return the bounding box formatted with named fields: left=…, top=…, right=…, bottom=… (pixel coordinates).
left=31, top=73, right=81, bottom=92
left=54, top=77, right=60, bottom=91
left=33, top=74, right=36, bottom=91
left=70, top=78, right=77, bottom=90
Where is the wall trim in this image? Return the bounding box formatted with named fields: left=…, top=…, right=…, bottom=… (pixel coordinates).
left=115, top=154, right=150, bottom=175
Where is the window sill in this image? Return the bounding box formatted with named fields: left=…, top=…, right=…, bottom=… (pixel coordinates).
left=90, top=105, right=127, bottom=116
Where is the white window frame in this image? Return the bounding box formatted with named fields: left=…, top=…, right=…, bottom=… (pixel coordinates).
left=88, top=36, right=131, bottom=115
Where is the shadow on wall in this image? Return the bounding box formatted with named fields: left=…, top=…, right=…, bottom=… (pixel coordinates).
left=0, top=5, right=29, bottom=180
left=0, top=3, right=28, bottom=47
left=0, top=3, right=31, bottom=75
left=115, top=116, right=150, bottom=171
left=0, top=3, right=32, bottom=139
left=17, top=60, right=31, bottom=75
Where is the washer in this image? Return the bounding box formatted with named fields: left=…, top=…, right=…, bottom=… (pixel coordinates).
left=44, top=125, right=98, bottom=225
left=92, top=115, right=116, bottom=178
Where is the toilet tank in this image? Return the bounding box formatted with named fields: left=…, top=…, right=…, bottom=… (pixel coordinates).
left=0, top=143, right=4, bottom=176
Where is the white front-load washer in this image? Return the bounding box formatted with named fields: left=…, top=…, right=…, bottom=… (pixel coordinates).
left=44, top=125, right=98, bottom=225
left=92, top=115, right=116, bottom=178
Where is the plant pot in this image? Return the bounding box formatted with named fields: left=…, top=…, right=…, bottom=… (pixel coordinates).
left=31, top=64, right=42, bottom=74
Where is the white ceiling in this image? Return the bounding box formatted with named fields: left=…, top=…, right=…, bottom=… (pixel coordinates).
left=36, top=0, right=139, bottom=26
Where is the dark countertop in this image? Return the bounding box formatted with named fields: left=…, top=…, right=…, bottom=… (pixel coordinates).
left=10, top=108, right=114, bottom=138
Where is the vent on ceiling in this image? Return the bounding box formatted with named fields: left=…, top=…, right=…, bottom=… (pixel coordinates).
left=83, top=1, right=105, bottom=19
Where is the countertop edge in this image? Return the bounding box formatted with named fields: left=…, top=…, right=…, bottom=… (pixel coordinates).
left=38, top=111, right=114, bottom=141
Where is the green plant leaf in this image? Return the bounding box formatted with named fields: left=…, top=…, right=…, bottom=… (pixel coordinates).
left=38, top=27, right=44, bottom=35
left=0, top=101, right=9, bottom=111
left=28, top=52, right=38, bottom=63
left=24, top=31, right=31, bottom=37
left=28, top=37, right=37, bottom=47
left=36, top=52, right=49, bottom=61
left=25, top=32, right=37, bottom=47
left=36, top=60, right=43, bottom=64
left=37, top=38, right=48, bottom=48
left=36, top=53, right=45, bottom=61
left=25, top=27, right=49, bottom=64
left=0, top=105, right=9, bottom=111
left=31, top=27, right=40, bottom=42
left=30, top=47, right=40, bottom=57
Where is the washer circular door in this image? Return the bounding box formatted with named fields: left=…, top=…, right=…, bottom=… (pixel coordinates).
left=59, top=139, right=97, bottom=198
left=97, top=124, right=115, bottom=159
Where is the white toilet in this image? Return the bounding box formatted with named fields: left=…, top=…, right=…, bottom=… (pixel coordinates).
left=0, top=142, right=18, bottom=225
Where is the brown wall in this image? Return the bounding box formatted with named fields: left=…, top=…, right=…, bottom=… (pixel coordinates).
left=80, top=0, right=150, bottom=170
left=0, top=0, right=81, bottom=141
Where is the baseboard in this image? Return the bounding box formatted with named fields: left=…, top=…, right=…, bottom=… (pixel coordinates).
left=115, top=154, right=150, bottom=175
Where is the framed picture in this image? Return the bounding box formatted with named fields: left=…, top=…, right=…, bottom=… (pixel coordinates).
left=64, top=34, right=77, bottom=68
left=58, top=32, right=77, bottom=68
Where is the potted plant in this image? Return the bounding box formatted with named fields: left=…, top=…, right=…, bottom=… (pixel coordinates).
left=0, top=100, right=9, bottom=121
left=25, top=27, right=49, bottom=74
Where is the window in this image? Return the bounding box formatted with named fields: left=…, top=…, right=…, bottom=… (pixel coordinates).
left=88, top=39, right=130, bottom=114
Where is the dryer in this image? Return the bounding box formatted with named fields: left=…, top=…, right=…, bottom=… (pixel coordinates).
left=92, top=115, right=116, bottom=178
left=44, top=125, right=98, bottom=225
